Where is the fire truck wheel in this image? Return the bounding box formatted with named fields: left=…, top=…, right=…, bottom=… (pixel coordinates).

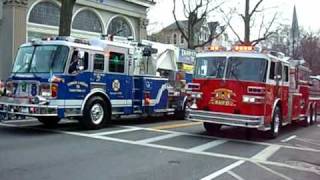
left=203, top=122, right=222, bottom=133
left=314, top=108, right=318, bottom=123
left=311, top=105, right=317, bottom=125
left=80, top=96, right=109, bottom=130
left=267, top=106, right=281, bottom=139
left=175, top=102, right=187, bottom=120
left=303, top=107, right=313, bottom=127
left=38, top=117, right=61, bottom=127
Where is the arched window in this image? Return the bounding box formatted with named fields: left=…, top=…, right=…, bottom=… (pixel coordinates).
left=29, top=1, right=60, bottom=26
left=107, top=16, right=133, bottom=38
left=180, top=34, right=184, bottom=44
left=72, top=10, right=103, bottom=33
left=173, top=33, right=177, bottom=44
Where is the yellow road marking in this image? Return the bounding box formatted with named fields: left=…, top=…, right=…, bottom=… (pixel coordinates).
left=151, top=122, right=202, bottom=130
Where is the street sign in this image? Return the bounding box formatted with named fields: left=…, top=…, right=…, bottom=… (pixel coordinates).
left=178, top=49, right=196, bottom=65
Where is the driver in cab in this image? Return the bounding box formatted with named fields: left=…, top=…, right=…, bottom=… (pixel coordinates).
left=69, top=50, right=81, bottom=74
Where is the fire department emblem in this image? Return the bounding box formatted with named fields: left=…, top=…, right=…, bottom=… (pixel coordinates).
left=112, top=80, right=120, bottom=92
left=210, top=88, right=236, bottom=106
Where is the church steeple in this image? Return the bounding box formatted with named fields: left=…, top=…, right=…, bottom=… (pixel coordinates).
left=291, top=5, right=300, bottom=58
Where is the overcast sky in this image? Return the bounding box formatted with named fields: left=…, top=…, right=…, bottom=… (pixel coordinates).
left=147, top=0, right=320, bottom=40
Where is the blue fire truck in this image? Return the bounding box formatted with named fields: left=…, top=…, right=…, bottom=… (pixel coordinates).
left=0, top=37, right=194, bottom=129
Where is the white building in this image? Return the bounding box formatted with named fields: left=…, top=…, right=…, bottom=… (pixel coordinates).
left=0, top=0, right=154, bottom=79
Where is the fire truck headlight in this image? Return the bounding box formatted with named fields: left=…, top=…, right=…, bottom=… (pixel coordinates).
left=41, top=91, right=51, bottom=97
left=191, top=92, right=202, bottom=99
left=243, top=95, right=264, bottom=104
left=32, top=96, right=49, bottom=105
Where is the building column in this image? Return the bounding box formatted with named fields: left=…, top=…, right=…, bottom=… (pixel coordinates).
left=0, top=0, right=28, bottom=80
left=139, top=18, right=148, bottom=40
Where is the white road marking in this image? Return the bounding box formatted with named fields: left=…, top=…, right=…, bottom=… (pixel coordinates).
left=295, top=138, right=320, bottom=147
left=200, top=160, right=245, bottom=180
left=281, top=135, right=297, bottom=143
left=317, top=125, right=320, bottom=128
left=2, top=122, right=319, bottom=153
left=254, top=162, right=293, bottom=180
left=251, top=145, right=281, bottom=161
left=0, top=122, right=33, bottom=128
left=136, top=133, right=183, bottom=144
left=1, top=119, right=38, bottom=123
left=1, top=123, right=320, bottom=175
left=227, top=171, right=245, bottom=180
left=189, top=140, right=228, bottom=152
left=91, top=127, right=142, bottom=136
left=1, top=119, right=75, bottom=124
left=121, top=125, right=320, bottom=153
left=296, top=137, right=320, bottom=144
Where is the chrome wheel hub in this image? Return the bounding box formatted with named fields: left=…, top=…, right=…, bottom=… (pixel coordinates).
left=90, top=103, right=104, bottom=125
left=307, top=113, right=311, bottom=124
left=312, top=111, right=316, bottom=123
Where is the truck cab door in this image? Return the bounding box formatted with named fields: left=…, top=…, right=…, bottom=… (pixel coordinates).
left=281, top=64, right=290, bottom=121
left=91, top=53, right=107, bottom=90
left=275, top=62, right=283, bottom=95
left=105, top=46, right=133, bottom=111
left=65, top=49, right=91, bottom=100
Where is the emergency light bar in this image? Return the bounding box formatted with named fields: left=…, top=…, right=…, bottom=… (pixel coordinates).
left=40, top=36, right=90, bottom=45
left=233, top=45, right=254, bottom=52
left=209, top=46, right=221, bottom=51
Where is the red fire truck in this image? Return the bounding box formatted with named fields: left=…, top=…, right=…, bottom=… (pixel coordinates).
left=187, top=46, right=319, bottom=138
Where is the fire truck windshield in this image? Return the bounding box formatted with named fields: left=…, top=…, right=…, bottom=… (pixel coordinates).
left=194, top=56, right=267, bottom=82
left=12, top=45, right=69, bottom=74
left=194, top=57, right=226, bottom=78
left=226, top=57, right=267, bottom=82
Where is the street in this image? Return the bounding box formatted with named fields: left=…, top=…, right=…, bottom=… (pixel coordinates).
left=0, top=118, right=320, bottom=180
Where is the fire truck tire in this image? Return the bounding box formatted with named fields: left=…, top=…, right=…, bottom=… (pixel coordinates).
left=203, top=122, right=222, bottom=133
left=80, top=96, right=109, bottom=130
left=267, top=106, right=281, bottom=139
left=38, top=117, right=61, bottom=127
left=175, top=102, right=187, bottom=120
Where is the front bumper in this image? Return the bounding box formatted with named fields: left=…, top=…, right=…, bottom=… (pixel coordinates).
left=187, top=109, right=269, bottom=131
left=0, top=97, right=58, bottom=117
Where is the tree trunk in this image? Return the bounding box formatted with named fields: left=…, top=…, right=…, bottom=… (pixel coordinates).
left=244, top=0, right=250, bottom=45
left=59, top=0, right=76, bottom=36
left=187, top=16, right=194, bottom=49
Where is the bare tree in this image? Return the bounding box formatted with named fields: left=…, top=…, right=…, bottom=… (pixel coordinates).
left=172, top=0, right=227, bottom=49
left=299, top=33, right=320, bottom=74
left=59, top=0, right=76, bottom=36
left=266, top=24, right=291, bottom=55
left=228, top=0, right=278, bottom=46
